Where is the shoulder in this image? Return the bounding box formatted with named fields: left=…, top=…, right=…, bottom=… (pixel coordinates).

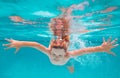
left=45, top=48, right=51, bottom=56
left=66, top=51, right=75, bottom=58
left=65, top=52, right=72, bottom=58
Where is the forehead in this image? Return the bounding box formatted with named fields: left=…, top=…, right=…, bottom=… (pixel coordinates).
left=51, top=48, right=65, bottom=55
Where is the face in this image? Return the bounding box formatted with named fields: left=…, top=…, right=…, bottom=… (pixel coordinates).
left=50, top=48, right=66, bottom=61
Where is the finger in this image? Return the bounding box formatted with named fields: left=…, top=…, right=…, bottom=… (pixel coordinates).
left=4, top=47, right=11, bottom=50
left=2, top=44, right=11, bottom=47
left=103, top=37, right=106, bottom=43
left=5, top=38, right=12, bottom=42
left=112, top=44, right=119, bottom=48
left=107, top=36, right=112, bottom=43
left=4, top=45, right=14, bottom=50
left=14, top=48, right=20, bottom=54
left=111, top=38, right=118, bottom=44
left=10, top=38, right=14, bottom=42
left=108, top=51, right=116, bottom=56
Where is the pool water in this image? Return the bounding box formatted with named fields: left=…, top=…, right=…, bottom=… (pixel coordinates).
left=0, top=0, right=120, bottom=78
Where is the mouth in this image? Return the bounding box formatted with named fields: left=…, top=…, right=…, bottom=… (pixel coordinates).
left=54, top=58, right=59, bottom=61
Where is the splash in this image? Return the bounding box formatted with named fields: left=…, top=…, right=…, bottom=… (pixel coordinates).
left=69, top=18, right=91, bottom=34
left=74, top=54, right=103, bottom=67
left=69, top=34, right=86, bottom=51
left=69, top=34, right=103, bottom=67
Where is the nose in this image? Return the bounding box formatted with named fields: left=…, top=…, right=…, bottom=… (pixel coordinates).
left=55, top=56, right=59, bottom=61
left=56, top=56, right=59, bottom=58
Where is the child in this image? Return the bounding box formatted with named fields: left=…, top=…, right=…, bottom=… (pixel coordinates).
left=3, top=3, right=119, bottom=73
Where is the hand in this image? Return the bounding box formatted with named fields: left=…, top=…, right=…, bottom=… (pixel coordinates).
left=3, top=38, right=22, bottom=54
left=101, top=37, right=119, bottom=56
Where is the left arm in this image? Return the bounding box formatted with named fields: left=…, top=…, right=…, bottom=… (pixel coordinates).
left=69, top=46, right=103, bottom=57
left=68, top=37, right=119, bottom=57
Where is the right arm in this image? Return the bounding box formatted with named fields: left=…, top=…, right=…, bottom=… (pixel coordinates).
left=68, top=37, right=118, bottom=57
left=3, top=38, right=50, bottom=55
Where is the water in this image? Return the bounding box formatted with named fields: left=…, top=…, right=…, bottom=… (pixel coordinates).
left=0, top=0, right=120, bottom=78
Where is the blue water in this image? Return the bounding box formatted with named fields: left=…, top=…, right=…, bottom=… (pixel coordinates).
left=0, top=0, right=120, bottom=78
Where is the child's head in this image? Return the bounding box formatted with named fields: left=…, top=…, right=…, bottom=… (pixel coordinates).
left=50, top=40, right=68, bottom=61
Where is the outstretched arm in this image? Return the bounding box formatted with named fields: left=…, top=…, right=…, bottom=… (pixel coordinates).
left=68, top=37, right=119, bottom=57
left=3, top=38, right=50, bottom=55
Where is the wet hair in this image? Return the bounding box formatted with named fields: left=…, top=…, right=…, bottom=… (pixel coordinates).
left=49, top=17, right=70, bottom=52
left=51, top=40, right=67, bottom=52
left=53, top=46, right=64, bottom=49
left=49, top=18, right=70, bottom=39
left=52, top=46, right=67, bottom=52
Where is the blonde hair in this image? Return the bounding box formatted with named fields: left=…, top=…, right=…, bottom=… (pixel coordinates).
left=49, top=17, right=70, bottom=51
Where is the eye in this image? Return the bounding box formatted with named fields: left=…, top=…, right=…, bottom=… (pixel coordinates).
left=52, top=53, right=56, bottom=56
left=59, top=55, right=62, bottom=57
